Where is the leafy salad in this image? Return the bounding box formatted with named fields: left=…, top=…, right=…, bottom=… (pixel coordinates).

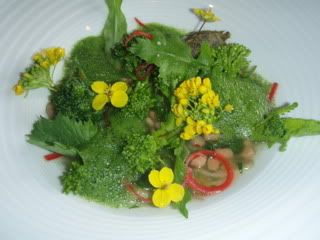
left=13, top=0, right=320, bottom=218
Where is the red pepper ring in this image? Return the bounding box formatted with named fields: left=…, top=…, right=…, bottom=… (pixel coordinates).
left=123, top=30, right=154, bottom=47
left=184, top=150, right=234, bottom=195
left=124, top=182, right=152, bottom=203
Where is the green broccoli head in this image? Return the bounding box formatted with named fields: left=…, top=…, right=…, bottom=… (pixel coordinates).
left=122, top=133, right=162, bottom=174
left=50, top=75, right=104, bottom=123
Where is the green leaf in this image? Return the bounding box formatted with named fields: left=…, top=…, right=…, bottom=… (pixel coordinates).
left=173, top=189, right=192, bottom=218
left=173, top=141, right=189, bottom=184
left=27, top=114, right=98, bottom=157
left=130, top=24, right=201, bottom=97
left=283, top=118, right=320, bottom=137
left=103, top=0, right=127, bottom=52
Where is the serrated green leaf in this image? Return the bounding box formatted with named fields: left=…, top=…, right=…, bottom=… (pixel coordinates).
left=27, top=114, right=98, bottom=156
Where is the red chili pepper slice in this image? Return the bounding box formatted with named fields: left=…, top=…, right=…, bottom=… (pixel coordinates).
left=134, top=17, right=145, bottom=27
left=184, top=150, right=234, bottom=195
left=124, top=182, right=152, bottom=203
left=44, top=152, right=63, bottom=161
left=268, top=82, right=279, bottom=101
left=124, top=30, right=153, bottom=47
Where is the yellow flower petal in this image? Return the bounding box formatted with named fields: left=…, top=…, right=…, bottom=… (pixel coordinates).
left=159, top=167, right=174, bottom=185
left=91, top=81, right=109, bottom=94
left=224, top=104, right=234, bottom=113
left=92, top=94, right=109, bottom=111
left=185, top=124, right=196, bottom=136
left=186, top=117, right=195, bottom=126
left=203, top=124, right=214, bottom=135
left=179, top=98, right=189, bottom=106
left=152, top=189, right=171, bottom=208
left=175, top=117, right=184, bottom=126
left=180, top=132, right=193, bottom=140
left=111, top=91, right=128, bottom=108
left=111, top=82, right=128, bottom=92
left=13, top=84, right=25, bottom=96
left=203, top=78, right=212, bottom=89
left=167, top=183, right=185, bottom=203
left=148, top=170, right=162, bottom=188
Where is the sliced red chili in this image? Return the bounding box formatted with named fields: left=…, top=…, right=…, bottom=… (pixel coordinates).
left=184, top=150, right=234, bottom=195
left=134, top=17, right=145, bottom=27
left=268, top=82, right=279, bottom=101
left=135, top=63, right=156, bottom=81
left=124, top=30, right=153, bottom=47
left=44, top=152, right=63, bottom=161
left=124, top=182, right=152, bottom=203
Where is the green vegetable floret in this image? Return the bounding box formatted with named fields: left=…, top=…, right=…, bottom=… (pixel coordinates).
left=50, top=74, right=104, bottom=123
left=122, top=133, right=162, bottom=174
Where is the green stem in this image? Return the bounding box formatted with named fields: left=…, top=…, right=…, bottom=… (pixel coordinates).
left=199, top=21, right=206, bottom=32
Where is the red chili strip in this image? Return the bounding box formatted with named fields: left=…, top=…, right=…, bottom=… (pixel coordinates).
left=184, top=150, right=234, bottom=195
left=268, top=82, right=279, bottom=101
left=134, top=17, right=145, bottom=27
left=44, top=152, right=63, bottom=161
left=124, top=183, right=152, bottom=203
left=124, top=30, right=153, bottom=47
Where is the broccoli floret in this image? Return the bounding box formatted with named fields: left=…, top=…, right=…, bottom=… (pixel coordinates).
left=122, top=133, right=162, bottom=174
left=50, top=74, right=104, bottom=123
left=125, top=81, right=156, bottom=119
left=61, top=130, right=142, bottom=208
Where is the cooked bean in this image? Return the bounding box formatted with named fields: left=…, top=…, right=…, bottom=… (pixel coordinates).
left=145, top=117, right=154, bottom=128
left=148, top=111, right=157, bottom=121
left=207, top=158, right=220, bottom=171
left=241, top=140, right=255, bottom=160
left=191, top=136, right=206, bottom=147
left=189, top=155, right=207, bottom=169
left=154, top=121, right=161, bottom=130
left=204, top=134, right=220, bottom=141
left=46, top=102, right=56, bottom=119
left=215, top=148, right=234, bottom=160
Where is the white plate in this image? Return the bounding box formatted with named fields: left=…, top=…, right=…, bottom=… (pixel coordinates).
left=1, top=0, right=320, bottom=239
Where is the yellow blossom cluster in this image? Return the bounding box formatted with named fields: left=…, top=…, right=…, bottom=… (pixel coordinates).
left=172, top=77, right=233, bottom=141
left=33, top=47, right=65, bottom=69
left=13, top=47, right=65, bottom=96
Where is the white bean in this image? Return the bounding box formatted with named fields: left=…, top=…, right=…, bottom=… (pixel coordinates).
left=207, top=158, right=220, bottom=171
left=191, top=136, right=206, bottom=147
left=215, top=148, right=234, bottom=160
left=189, top=155, right=207, bottom=168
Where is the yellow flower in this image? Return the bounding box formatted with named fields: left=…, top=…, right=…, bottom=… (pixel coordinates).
left=180, top=132, right=193, bottom=140
left=33, top=47, right=65, bottom=69
left=203, top=124, right=214, bottom=135
left=224, top=104, right=234, bottom=113
left=91, top=81, right=128, bottom=111
left=148, top=167, right=185, bottom=208
left=192, top=7, right=220, bottom=22
left=13, top=84, right=25, bottom=95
